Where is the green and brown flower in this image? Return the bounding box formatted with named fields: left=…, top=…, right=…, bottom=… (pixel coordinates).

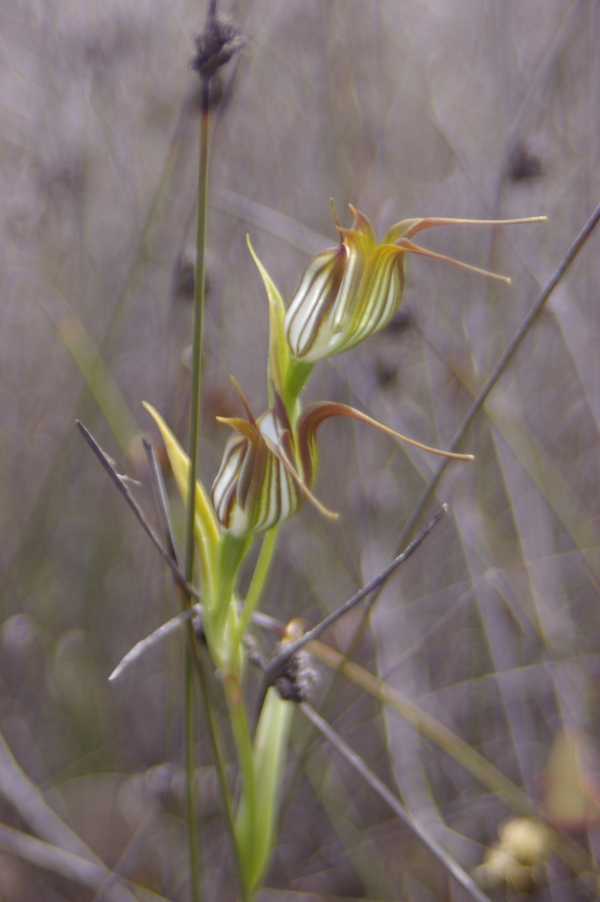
left=211, top=384, right=473, bottom=538
left=285, top=206, right=546, bottom=363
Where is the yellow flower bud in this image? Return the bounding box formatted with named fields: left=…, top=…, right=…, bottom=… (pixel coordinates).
left=499, top=818, right=550, bottom=866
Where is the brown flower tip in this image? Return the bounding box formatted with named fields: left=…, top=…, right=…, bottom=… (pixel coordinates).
left=192, top=17, right=244, bottom=80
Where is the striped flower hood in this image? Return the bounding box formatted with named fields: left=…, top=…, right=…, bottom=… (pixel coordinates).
left=211, top=385, right=473, bottom=537
left=285, top=206, right=544, bottom=363
left=211, top=391, right=322, bottom=537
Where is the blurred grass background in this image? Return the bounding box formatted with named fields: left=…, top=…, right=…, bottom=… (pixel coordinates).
left=2, top=1, right=600, bottom=899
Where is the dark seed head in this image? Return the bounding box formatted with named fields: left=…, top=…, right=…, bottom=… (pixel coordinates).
left=507, top=144, right=544, bottom=183
left=192, top=18, right=245, bottom=80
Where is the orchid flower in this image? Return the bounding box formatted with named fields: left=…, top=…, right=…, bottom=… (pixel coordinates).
left=211, top=381, right=473, bottom=538
left=285, top=206, right=546, bottom=362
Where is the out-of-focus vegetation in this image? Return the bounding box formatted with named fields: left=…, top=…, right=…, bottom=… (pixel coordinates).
left=1, top=1, right=600, bottom=899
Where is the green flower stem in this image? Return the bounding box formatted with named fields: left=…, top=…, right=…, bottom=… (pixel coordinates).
left=183, top=87, right=212, bottom=902
left=283, top=359, right=314, bottom=416
left=184, top=651, right=202, bottom=901
left=238, top=525, right=281, bottom=641
left=187, top=629, right=244, bottom=889
left=184, top=101, right=212, bottom=585
left=212, top=533, right=253, bottom=665
left=224, top=677, right=256, bottom=902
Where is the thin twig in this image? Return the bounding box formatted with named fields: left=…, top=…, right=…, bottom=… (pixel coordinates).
left=257, top=506, right=447, bottom=714
left=143, top=438, right=179, bottom=562
left=109, top=607, right=199, bottom=681
left=109, top=607, right=281, bottom=682
left=76, top=420, right=200, bottom=601
left=300, top=702, right=491, bottom=902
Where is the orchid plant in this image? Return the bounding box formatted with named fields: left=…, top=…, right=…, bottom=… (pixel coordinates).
left=143, top=205, right=544, bottom=896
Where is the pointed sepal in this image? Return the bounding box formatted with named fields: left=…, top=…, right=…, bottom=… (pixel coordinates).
left=142, top=402, right=220, bottom=599
left=297, top=401, right=474, bottom=488
left=247, top=235, right=291, bottom=405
